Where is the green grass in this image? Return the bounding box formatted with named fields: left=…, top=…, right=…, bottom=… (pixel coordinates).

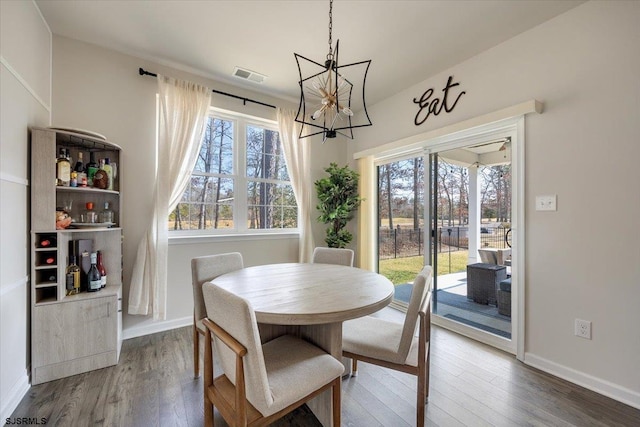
left=379, top=250, right=469, bottom=284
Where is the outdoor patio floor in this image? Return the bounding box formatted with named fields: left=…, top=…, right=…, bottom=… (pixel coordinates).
left=393, top=271, right=512, bottom=338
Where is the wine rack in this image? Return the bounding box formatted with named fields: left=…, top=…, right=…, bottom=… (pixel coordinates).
left=33, top=232, right=59, bottom=304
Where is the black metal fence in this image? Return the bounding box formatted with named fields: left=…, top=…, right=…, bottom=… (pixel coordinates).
left=378, top=226, right=509, bottom=260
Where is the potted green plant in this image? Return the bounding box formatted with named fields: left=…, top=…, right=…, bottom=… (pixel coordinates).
left=315, top=162, right=363, bottom=248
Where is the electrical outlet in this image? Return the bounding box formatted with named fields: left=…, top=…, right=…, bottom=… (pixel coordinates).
left=575, top=319, right=591, bottom=339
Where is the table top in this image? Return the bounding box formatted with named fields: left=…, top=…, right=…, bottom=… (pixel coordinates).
left=212, top=263, right=395, bottom=325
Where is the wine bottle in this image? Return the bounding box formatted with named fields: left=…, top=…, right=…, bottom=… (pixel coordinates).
left=86, top=151, right=98, bottom=186
left=74, top=152, right=85, bottom=173
left=66, top=255, right=81, bottom=296
left=56, top=148, right=71, bottom=186
left=96, top=250, right=107, bottom=288
left=87, top=252, right=101, bottom=292
left=74, top=152, right=87, bottom=186
left=44, top=256, right=56, bottom=265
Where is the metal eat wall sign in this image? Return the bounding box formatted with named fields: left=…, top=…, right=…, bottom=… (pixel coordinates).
left=413, top=75, right=466, bottom=126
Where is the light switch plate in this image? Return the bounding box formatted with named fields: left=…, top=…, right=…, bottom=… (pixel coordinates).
left=536, top=195, right=557, bottom=211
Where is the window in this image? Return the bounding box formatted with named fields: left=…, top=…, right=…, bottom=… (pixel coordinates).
left=168, top=109, right=298, bottom=234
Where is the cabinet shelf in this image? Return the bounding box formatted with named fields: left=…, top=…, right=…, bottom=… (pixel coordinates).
left=35, top=283, right=57, bottom=288
left=35, top=296, right=57, bottom=305
left=57, top=187, right=119, bottom=196
left=61, top=284, right=121, bottom=302
left=64, top=227, right=122, bottom=233
left=34, top=227, right=122, bottom=234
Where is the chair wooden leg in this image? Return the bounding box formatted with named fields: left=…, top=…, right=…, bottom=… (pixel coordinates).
left=332, top=377, right=341, bottom=427
left=417, top=369, right=426, bottom=427
left=351, top=358, right=358, bottom=376
left=204, top=328, right=213, bottom=427
left=417, top=354, right=429, bottom=427
left=425, top=352, right=430, bottom=403
left=193, top=323, right=200, bottom=379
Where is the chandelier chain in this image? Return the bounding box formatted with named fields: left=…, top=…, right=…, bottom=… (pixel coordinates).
left=327, top=0, right=333, bottom=58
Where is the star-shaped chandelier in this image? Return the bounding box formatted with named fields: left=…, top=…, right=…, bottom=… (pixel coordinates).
left=294, top=0, right=372, bottom=142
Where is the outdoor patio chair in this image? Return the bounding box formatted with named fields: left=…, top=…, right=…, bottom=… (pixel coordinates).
left=311, top=247, right=354, bottom=267
left=478, top=248, right=511, bottom=266
left=202, top=282, right=344, bottom=427
left=342, top=266, right=433, bottom=427
left=190, top=252, right=243, bottom=378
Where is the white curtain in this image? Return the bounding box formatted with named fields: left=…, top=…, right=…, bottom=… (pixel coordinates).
left=277, top=108, right=315, bottom=262
left=128, top=75, right=211, bottom=319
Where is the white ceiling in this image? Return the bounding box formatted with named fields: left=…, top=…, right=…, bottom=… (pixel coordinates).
left=36, top=0, right=584, bottom=106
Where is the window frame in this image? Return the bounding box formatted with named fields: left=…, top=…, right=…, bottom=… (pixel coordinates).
left=169, top=107, right=299, bottom=237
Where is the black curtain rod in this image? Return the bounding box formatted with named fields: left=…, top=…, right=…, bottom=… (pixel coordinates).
left=138, top=67, right=276, bottom=109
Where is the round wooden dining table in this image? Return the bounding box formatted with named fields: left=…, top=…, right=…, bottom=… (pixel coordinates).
left=211, top=262, right=394, bottom=427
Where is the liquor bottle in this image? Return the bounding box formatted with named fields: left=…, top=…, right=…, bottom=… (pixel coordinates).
left=56, top=148, right=71, bottom=186
left=74, top=152, right=85, bottom=173
left=96, top=250, right=107, bottom=288
left=66, top=255, right=81, bottom=296
left=86, top=151, right=98, bottom=186
left=87, top=252, right=102, bottom=292
left=39, top=236, right=57, bottom=247
left=100, top=202, right=114, bottom=224
left=70, top=171, right=78, bottom=187
left=103, top=158, right=114, bottom=190
left=74, top=152, right=87, bottom=187
left=93, top=159, right=109, bottom=189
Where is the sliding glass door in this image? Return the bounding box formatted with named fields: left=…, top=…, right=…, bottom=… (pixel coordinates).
left=376, top=156, right=425, bottom=309
left=428, top=141, right=513, bottom=343
left=374, top=135, right=516, bottom=351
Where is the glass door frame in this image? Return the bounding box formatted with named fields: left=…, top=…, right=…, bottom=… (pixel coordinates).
left=423, top=118, right=525, bottom=359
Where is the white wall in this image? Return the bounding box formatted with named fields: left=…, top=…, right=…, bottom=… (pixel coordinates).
left=0, top=0, right=51, bottom=420
left=50, top=36, right=345, bottom=338
left=351, top=1, right=640, bottom=407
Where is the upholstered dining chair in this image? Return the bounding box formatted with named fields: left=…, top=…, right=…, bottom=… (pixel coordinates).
left=190, top=252, right=243, bottom=378
left=202, top=282, right=344, bottom=427
left=311, top=247, right=354, bottom=267
left=342, top=265, right=433, bottom=427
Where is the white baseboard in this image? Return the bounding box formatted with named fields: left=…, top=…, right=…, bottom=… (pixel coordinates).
left=122, top=316, right=191, bottom=340
left=1, top=371, right=30, bottom=423
left=524, top=352, right=640, bottom=410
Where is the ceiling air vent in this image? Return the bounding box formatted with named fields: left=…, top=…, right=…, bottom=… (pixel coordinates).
left=233, top=67, right=267, bottom=84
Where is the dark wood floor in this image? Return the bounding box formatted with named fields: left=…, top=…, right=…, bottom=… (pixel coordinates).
left=12, top=310, right=640, bottom=426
